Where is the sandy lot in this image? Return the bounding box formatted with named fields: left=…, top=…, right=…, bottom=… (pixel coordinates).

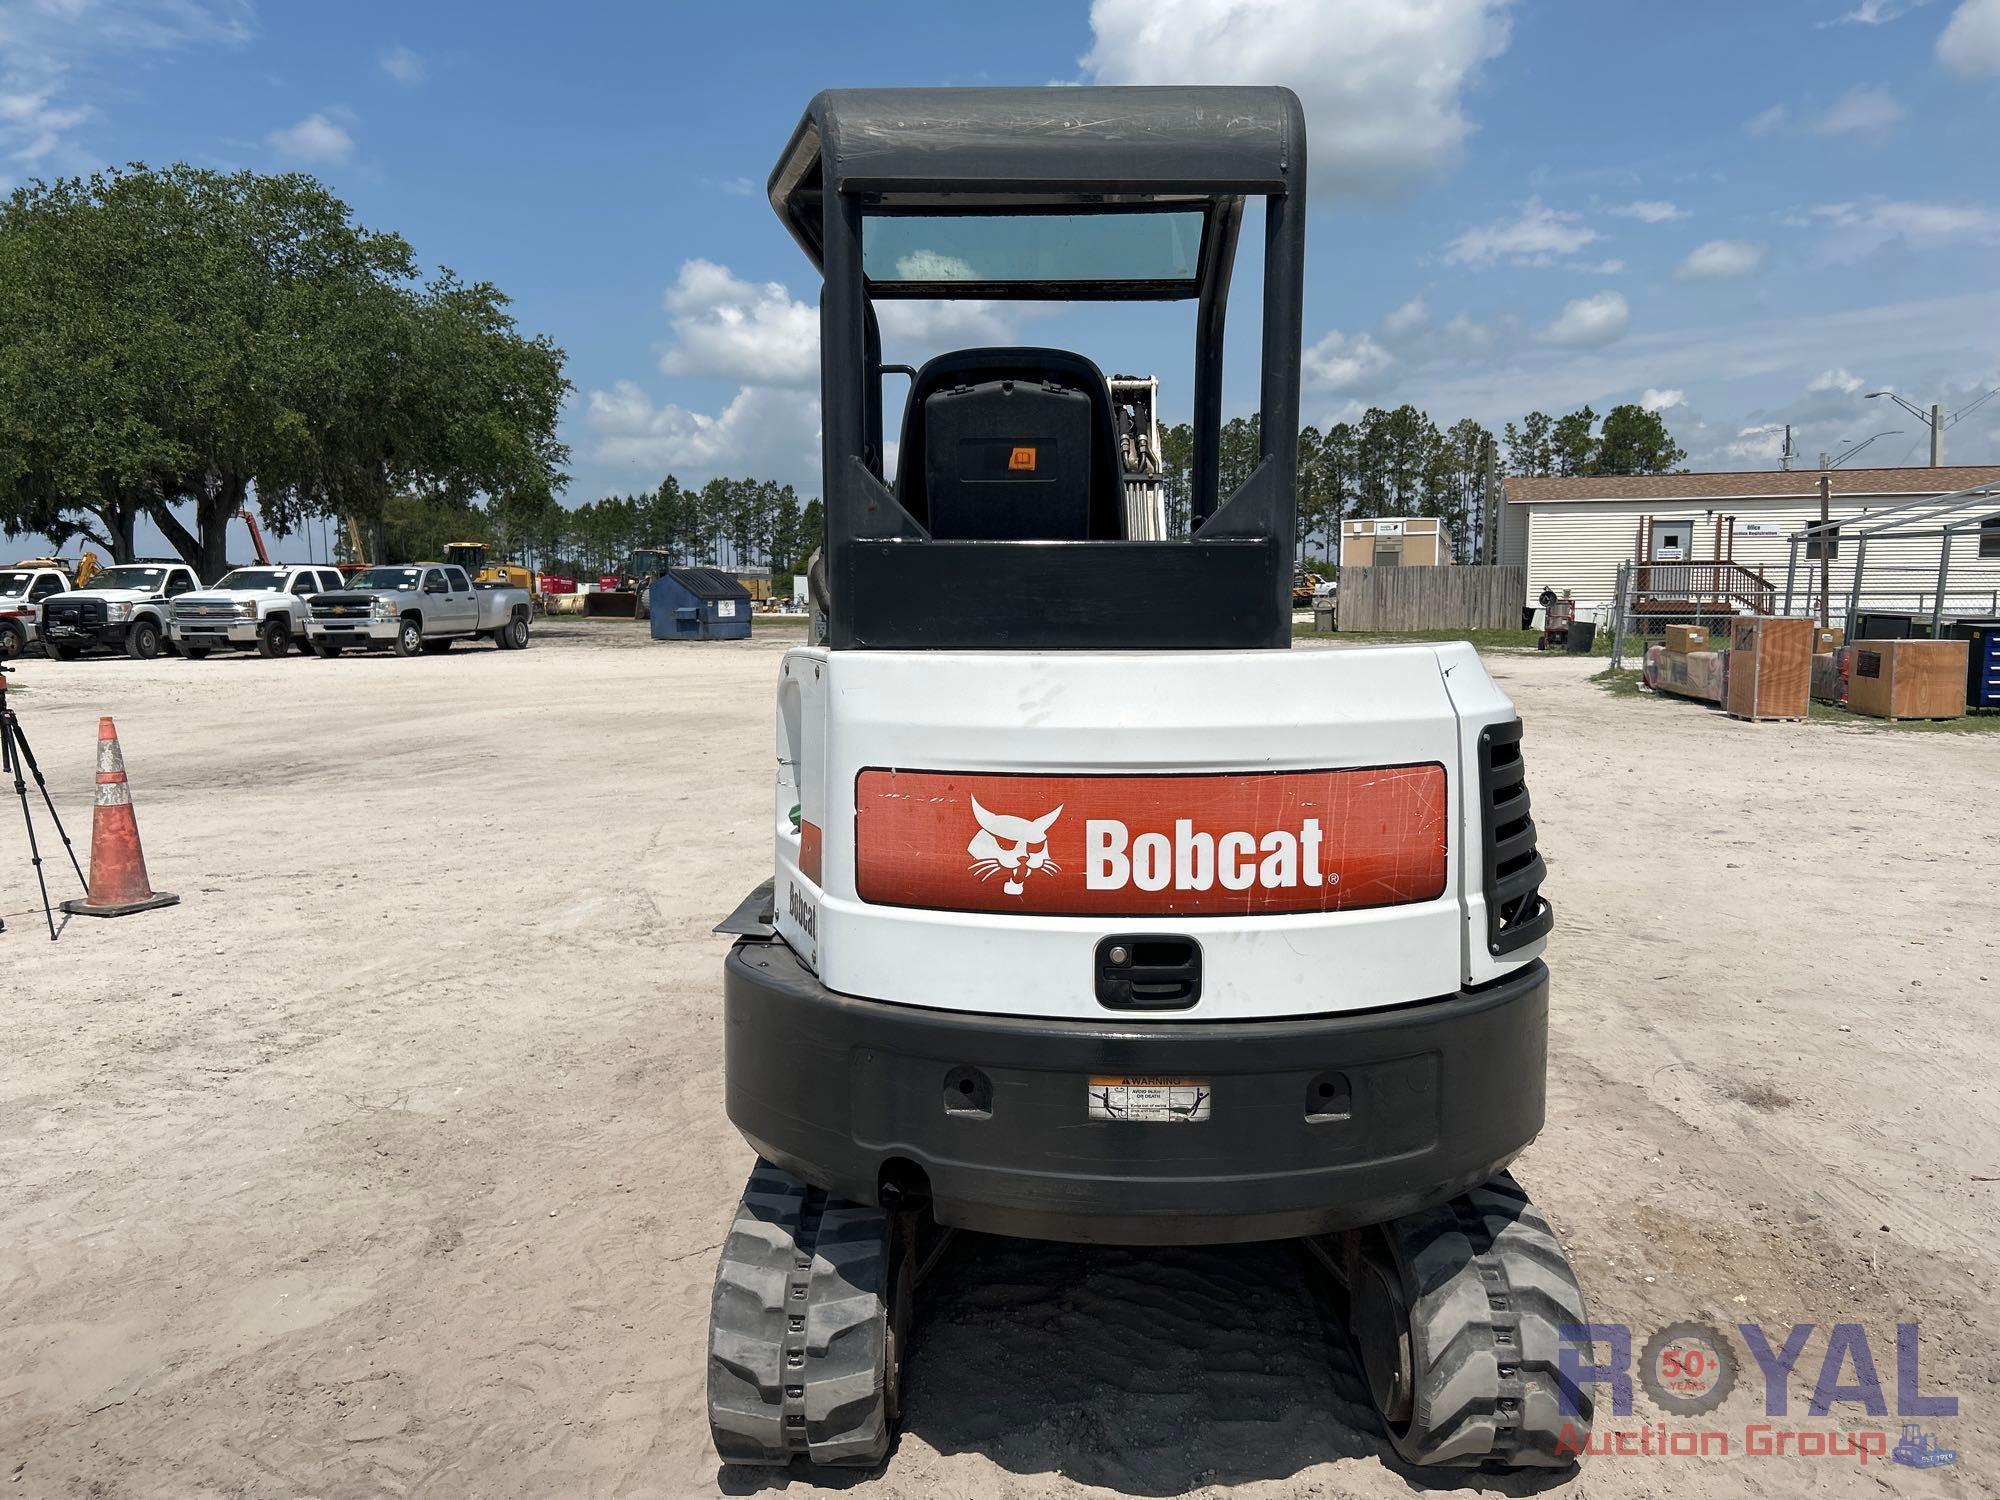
left=2, top=621, right=1995, bottom=1499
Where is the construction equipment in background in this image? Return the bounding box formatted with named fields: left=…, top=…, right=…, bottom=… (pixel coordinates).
left=1109, top=374, right=1166, bottom=539
left=235, top=509, right=271, bottom=566
left=12, top=551, right=100, bottom=587
left=582, top=548, right=673, bottom=619
left=338, top=516, right=371, bottom=578
left=444, top=542, right=537, bottom=598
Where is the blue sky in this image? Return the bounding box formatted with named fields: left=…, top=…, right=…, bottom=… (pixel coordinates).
left=4, top=0, right=1999, bottom=547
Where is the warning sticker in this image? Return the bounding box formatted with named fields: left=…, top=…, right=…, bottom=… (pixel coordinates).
left=1087, top=1075, right=1211, bottom=1123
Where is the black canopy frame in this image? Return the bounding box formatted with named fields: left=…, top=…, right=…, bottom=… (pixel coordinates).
left=769, top=86, right=1307, bottom=651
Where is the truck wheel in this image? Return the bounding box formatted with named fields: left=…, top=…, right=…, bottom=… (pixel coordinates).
left=421, top=639, right=454, bottom=655
left=313, top=641, right=343, bottom=659
left=0, top=621, right=25, bottom=658
left=181, top=645, right=211, bottom=660
left=256, top=617, right=290, bottom=657
left=52, top=643, right=81, bottom=661
left=126, top=620, right=162, bottom=660
left=498, top=614, right=530, bottom=650
left=392, top=617, right=424, bottom=657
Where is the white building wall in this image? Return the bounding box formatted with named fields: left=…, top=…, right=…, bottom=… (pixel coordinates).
left=1520, top=493, right=2000, bottom=621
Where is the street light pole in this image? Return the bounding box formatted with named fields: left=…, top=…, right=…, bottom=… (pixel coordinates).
left=1866, top=392, right=1943, bottom=466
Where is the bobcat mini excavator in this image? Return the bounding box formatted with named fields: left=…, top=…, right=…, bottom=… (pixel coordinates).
left=709, top=86, right=1591, bottom=1471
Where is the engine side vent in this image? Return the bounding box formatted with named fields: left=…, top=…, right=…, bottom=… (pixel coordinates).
left=1477, top=720, right=1553, bottom=956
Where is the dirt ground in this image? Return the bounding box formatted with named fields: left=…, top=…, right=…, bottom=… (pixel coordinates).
left=2, top=621, right=1994, bottom=1500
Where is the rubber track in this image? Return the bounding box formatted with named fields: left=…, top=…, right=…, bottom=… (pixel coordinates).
left=706, top=1159, right=892, bottom=1467
left=1380, top=1173, right=1593, bottom=1467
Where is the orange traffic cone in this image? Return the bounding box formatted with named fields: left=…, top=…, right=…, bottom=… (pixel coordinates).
left=61, top=717, right=178, bottom=918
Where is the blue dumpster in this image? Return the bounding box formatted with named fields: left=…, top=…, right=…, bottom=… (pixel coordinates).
left=647, top=567, right=753, bottom=641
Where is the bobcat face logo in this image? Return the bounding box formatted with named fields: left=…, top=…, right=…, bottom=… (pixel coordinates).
left=966, top=797, right=1063, bottom=896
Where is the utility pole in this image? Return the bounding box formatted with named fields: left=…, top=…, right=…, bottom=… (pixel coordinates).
left=1866, top=391, right=1945, bottom=466
left=1481, top=435, right=1500, bottom=567
left=1817, top=471, right=1831, bottom=628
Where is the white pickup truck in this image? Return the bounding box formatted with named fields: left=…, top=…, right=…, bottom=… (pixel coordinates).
left=0, top=565, right=72, bottom=657
left=304, top=563, right=533, bottom=657
left=170, top=564, right=349, bottom=658
left=38, top=561, right=203, bottom=659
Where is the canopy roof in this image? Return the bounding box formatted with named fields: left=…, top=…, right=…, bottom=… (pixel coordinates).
left=768, top=86, right=1304, bottom=274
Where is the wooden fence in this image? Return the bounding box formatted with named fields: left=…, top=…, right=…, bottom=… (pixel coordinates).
left=1332, top=565, right=1526, bottom=632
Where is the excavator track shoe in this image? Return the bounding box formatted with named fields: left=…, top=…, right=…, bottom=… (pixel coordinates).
left=1348, top=1173, right=1592, bottom=1468
left=706, top=1159, right=901, bottom=1467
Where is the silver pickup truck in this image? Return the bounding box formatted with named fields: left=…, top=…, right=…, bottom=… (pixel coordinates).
left=304, top=563, right=533, bottom=657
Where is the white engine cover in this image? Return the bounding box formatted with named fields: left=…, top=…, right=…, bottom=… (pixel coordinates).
left=769, top=643, right=1540, bottom=1021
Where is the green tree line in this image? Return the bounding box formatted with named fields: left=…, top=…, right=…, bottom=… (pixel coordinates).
left=1159, top=400, right=1685, bottom=561
left=0, top=165, right=569, bottom=574
left=446, top=479, right=823, bottom=582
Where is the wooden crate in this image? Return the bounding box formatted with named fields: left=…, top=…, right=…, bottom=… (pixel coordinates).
left=1725, top=617, right=1812, bottom=722
left=1846, top=639, right=1969, bottom=720
left=1811, top=649, right=1847, bottom=705
left=1809, top=626, right=1845, bottom=655
left=1664, top=624, right=1709, bottom=654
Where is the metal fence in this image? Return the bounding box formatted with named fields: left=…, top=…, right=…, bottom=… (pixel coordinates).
left=1331, top=565, right=1526, bottom=632
left=1608, top=555, right=2000, bottom=668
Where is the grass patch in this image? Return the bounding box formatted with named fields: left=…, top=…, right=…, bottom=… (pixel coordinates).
left=1592, top=661, right=2000, bottom=733
left=1818, top=704, right=2000, bottom=734
left=1295, top=626, right=1550, bottom=653
left=1296, top=622, right=1624, bottom=656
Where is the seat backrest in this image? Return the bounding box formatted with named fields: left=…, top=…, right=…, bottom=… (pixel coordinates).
left=895, top=347, right=1125, bottom=541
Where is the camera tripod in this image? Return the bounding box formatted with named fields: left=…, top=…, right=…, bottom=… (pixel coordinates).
left=0, top=665, right=87, bottom=940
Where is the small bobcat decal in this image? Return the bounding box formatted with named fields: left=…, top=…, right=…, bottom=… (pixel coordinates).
left=966, top=797, right=1063, bottom=896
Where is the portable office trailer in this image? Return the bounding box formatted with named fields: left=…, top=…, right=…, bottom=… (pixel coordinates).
left=1339, top=517, right=1447, bottom=568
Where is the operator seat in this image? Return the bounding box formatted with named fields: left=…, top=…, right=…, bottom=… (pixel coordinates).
left=894, top=347, right=1126, bottom=541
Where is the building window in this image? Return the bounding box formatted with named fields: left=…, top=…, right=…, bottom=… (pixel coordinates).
left=1806, top=525, right=1839, bottom=560
left=1980, top=514, right=2000, bottom=560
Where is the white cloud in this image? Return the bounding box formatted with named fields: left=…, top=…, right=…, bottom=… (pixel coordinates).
left=1442, top=313, right=1499, bottom=349
left=1537, top=291, right=1630, bottom=348
left=1809, top=198, right=2000, bottom=255
left=1726, top=423, right=1789, bottom=462
left=1641, top=388, right=1686, bottom=412
left=1610, top=200, right=1688, bottom=223
left=1809, top=367, right=1866, bottom=394
left=1302, top=328, right=1395, bottom=392
left=876, top=299, right=1016, bottom=347
left=0, top=0, right=251, bottom=171
left=1570, top=258, right=1625, bottom=274
left=1938, top=0, right=2000, bottom=73
left=656, top=259, right=820, bottom=386
left=720, top=176, right=756, bottom=197
left=1079, top=0, right=1511, bottom=197
left=1745, top=104, right=1788, bottom=136
left=1445, top=199, right=1599, bottom=268
left=1812, top=85, right=1904, bottom=138
left=652, top=259, right=1016, bottom=387
left=585, top=381, right=820, bottom=484
left=266, top=110, right=355, bottom=166
left=1823, top=0, right=1929, bottom=24
left=379, top=44, right=425, bottom=86
left=893, top=249, right=979, bottom=281
left=1675, top=239, right=1766, bottom=279
left=1381, top=297, right=1429, bottom=337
